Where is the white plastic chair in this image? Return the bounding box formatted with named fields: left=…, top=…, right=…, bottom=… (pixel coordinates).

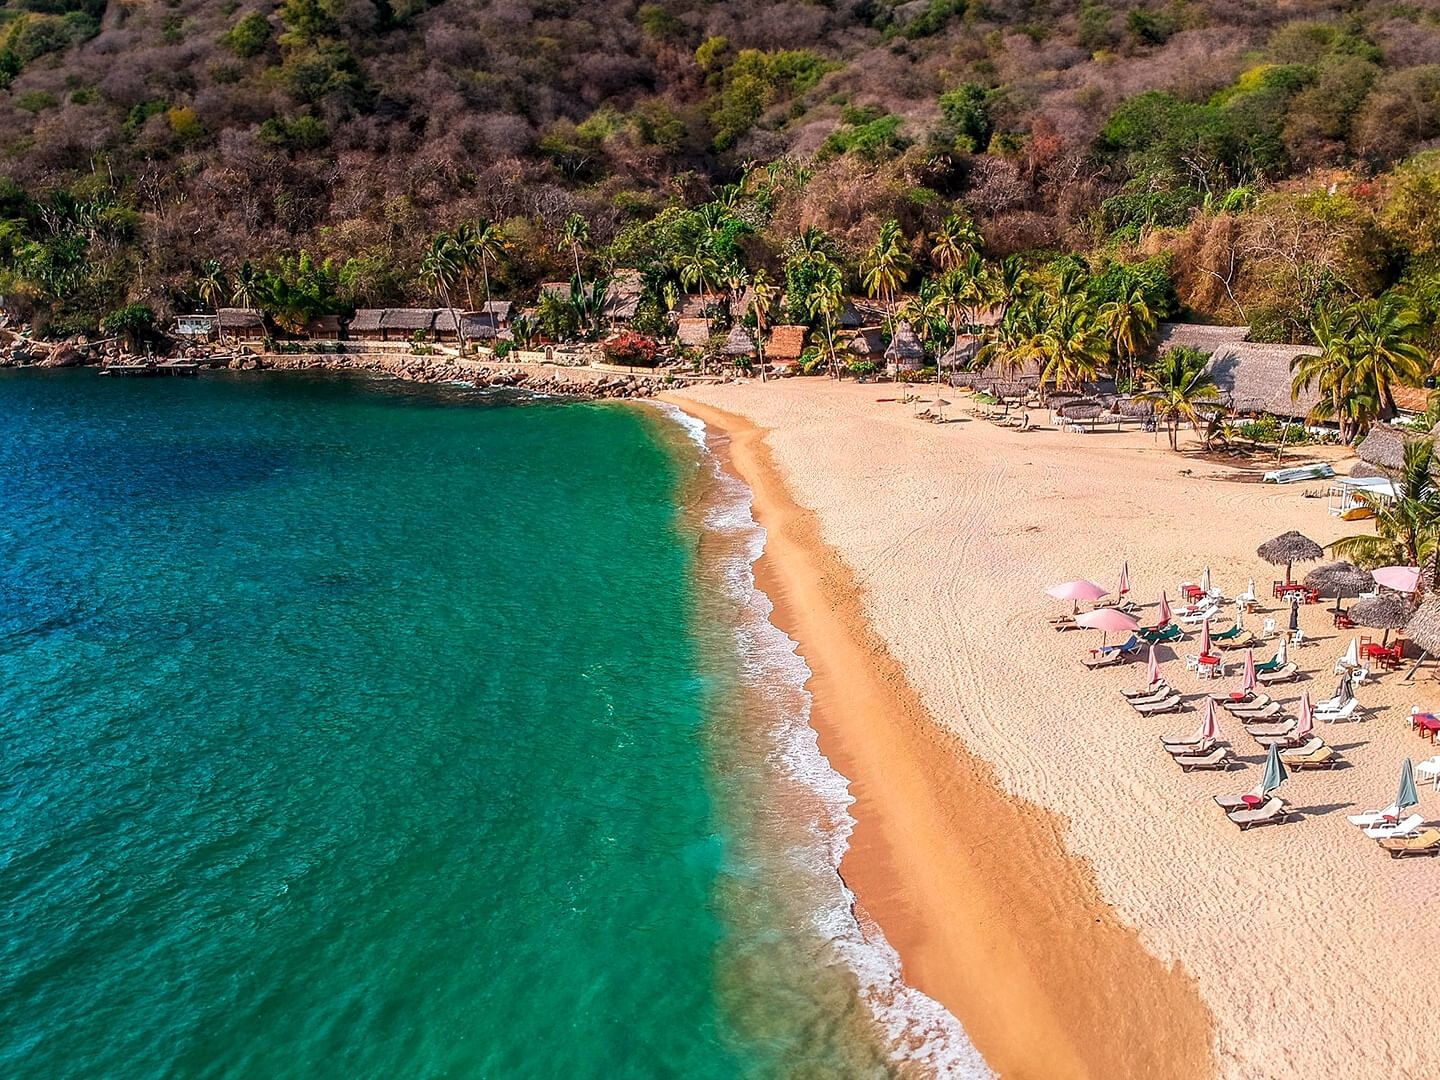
left=1262, top=616, right=1276, bottom=638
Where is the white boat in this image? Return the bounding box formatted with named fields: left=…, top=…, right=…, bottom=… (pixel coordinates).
left=1263, top=463, right=1335, bottom=484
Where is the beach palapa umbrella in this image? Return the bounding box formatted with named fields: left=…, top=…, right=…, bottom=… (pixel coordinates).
left=1396, top=758, right=1419, bottom=816
left=1304, top=561, right=1373, bottom=614
left=1257, top=530, right=1325, bottom=586
left=1349, top=590, right=1413, bottom=646
left=1242, top=648, right=1257, bottom=694
left=1405, top=595, right=1440, bottom=657
left=1261, top=742, right=1289, bottom=796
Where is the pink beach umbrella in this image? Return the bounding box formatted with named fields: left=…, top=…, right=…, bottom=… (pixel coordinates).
left=1047, top=579, right=1109, bottom=614
left=1118, top=561, right=1131, bottom=596
left=1157, top=591, right=1172, bottom=627
left=1242, top=648, right=1257, bottom=694
left=1199, top=698, right=1220, bottom=741
left=1373, top=566, right=1421, bottom=594
left=1200, top=618, right=1212, bottom=657
left=1146, top=644, right=1160, bottom=687
left=1295, top=691, right=1314, bottom=739
left=1076, top=606, right=1140, bottom=645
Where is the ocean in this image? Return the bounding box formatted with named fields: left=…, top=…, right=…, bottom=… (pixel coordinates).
left=0, top=370, right=983, bottom=1078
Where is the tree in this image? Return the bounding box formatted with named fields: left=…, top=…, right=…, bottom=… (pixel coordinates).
left=1348, top=293, right=1426, bottom=420
left=231, top=262, right=260, bottom=308
left=1294, top=296, right=1425, bottom=441
left=930, top=212, right=982, bottom=273
left=1031, top=300, right=1108, bottom=392
left=418, top=234, right=461, bottom=316
left=808, top=257, right=844, bottom=377
left=748, top=268, right=778, bottom=381
left=562, top=213, right=589, bottom=292
left=1137, top=345, right=1221, bottom=450
left=1098, top=279, right=1158, bottom=390
left=196, top=259, right=227, bottom=315
left=862, top=219, right=911, bottom=312
left=1331, top=439, right=1440, bottom=580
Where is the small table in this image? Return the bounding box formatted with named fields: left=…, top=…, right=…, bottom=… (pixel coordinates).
left=1241, top=794, right=1264, bottom=808
left=1198, top=654, right=1223, bottom=678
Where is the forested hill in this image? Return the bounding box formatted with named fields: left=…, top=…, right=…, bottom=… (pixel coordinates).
left=2, top=0, right=1440, bottom=343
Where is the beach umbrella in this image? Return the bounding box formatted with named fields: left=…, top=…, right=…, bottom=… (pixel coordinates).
left=1198, top=698, right=1220, bottom=742
left=1257, top=530, right=1325, bottom=585
left=1304, top=561, right=1372, bottom=614
left=1276, top=636, right=1288, bottom=665
left=1340, top=637, right=1360, bottom=669
left=1158, top=591, right=1172, bottom=626
left=1200, top=565, right=1211, bottom=595
left=1235, top=608, right=1245, bottom=631
left=1289, top=597, right=1300, bottom=633
left=1242, top=648, right=1257, bottom=694
left=1294, top=691, right=1314, bottom=739
left=1047, top=580, right=1109, bottom=614
left=1200, top=618, right=1212, bottom=656
left=1349, top=590, right=1412, bottom=646
left=1246, top=577, right=1256, bottom=601
left=1076, top=606, right=1140, bottom=645
left=1396, top=759, right=1419, bottom=815
left=1146, top=645, right=1160, bottom=687
left=1373, top=566, right=1421, bottom=594
left=1118, top=561, right=1131, bottom=596
left=1331, top=669, right=1354, bottom=707
left=1261, top=743, right=1289, bottom=796
left=1405, top=596, right=1440, bottom=656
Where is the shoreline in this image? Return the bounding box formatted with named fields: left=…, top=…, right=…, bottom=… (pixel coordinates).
left=665, top=395, right=1213, bottom=1079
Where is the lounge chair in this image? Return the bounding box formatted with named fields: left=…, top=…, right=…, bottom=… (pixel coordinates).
left=1254, top=652, right=1284, bottom=674
left=1082, top=648, right=1128, bottom=669
left=1254, top=727, right=1313, bottom=748
left=1237, top=702, right=1282, bottom=723
left=1218, top=631, right=1257, bottom=651
left=1179, top=604, right=1220, bottom=625
left=1174, top=745, right=1231, bottom=771
left=1256, top=663, right=1299, bottom=684
left=1049, top=615, right=1078, bottom=631
left=1127, top=686, right=1175, bottom=708
left=1364, top=814, right=1424, bottom=840
left=1132, top=694, right=1184, bottom=716
left=1224, top=694, right=1275, bottom=714
left=1123, top=681, right=1168, bottom=700
left=1084, top=634, right=1140, bottom=663
left=1347, top=805, right=1399, bottom=827
left=1138, top=624, right=1183, bottom=644
left=1227, top=796, right=1291, bottom=830
left=1379, top=828, right=1440, bottom=858
left=1212, top=623, right=1243, bottom=642
left=1315, top=699, right=1360, bottom=723
left=1244, top=718, right=1295, bottom=739
left=1283, top=745, right=1340, bottom=770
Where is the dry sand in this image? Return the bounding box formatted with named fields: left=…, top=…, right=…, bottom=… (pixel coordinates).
left=663, top=379, right=1438, bottom=1080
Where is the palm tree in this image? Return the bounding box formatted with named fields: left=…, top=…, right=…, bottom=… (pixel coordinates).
left=231, top=261, right=259, bottom=308
left=1349, top=293, right=1426, bottom=421
left=562, top=213, right=589, bottom=290
left=1098, top=280, right=1157, bottom=390
left=930, top=212, right=982, bottom=273
left=808, top=258, right=845, bottom=377
left=748, top=268, right=779, bottom=381
left=862, top=219, right=911, bottom=312
left=1137, top=346, right=1221, bottom=450
left=419, top=234, right=461, bottom=315
left=196, top=259, right=226, bottom=314
left=470, top=219, right=506, bottom=316
left=1293, top=305, right=1362, bottom=444
left=1331, top=438, right=1440, bottom=580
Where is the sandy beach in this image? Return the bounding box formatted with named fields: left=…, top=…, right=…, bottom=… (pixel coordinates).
left=663, top=379, right=1438, bottom=1080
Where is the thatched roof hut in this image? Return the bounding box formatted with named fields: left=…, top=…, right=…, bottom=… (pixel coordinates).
left=1405, top=596, right=1440, bottom=653
left=1109, top=396, right=1155, bottom=418
left=988, top=380, right=1032, bottom=403
left=939, top=333, right=981, bottom=370
left=840, top=298, right=887, bottom=329
left=1059, top=402, right=1105, bottom=422
left=676, top=317, right=710, bottom=349
left=722, top=324, right=755, bottom=356
left=382, top=309, right=438, bottom=334
left=766, top=325, right=807, bottom=363
left=1350, top=460, right=1392, bottom=480
left=460, top=311, right=498, bottom=339
left=884, top=321, right=925, bottom=370
left=348, top=309, right=385, bottom=336
left=217, top=308, right=266, bottom=337
left=1156, top=322, right=1251, bottom=354
left=674, top=293, right=710, bottom=318
left=1354, top=424, right=1410, bottom=473
left=1391, top=384, right=1430, bottom=415
left=304, top=315, right=341, bottom=339
left=433, top=309, right=461, bottom=338
left=848, top=327, right=885, bottom=360
left=601, top=270, right=643, bottom=322
left=1203, top=342, right=1323, bottom=420
left=1257, top=530, right=1325, bottom=581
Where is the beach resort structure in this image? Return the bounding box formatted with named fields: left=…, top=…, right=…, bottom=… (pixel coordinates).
left=1155, top=323, right=1324, bottom=420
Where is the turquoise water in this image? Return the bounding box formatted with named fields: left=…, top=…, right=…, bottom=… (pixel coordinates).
left=0, top=371, right=971, bottom=1078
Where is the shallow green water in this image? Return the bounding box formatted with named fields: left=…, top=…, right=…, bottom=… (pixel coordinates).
left=0, top=371, right=978, bottom=1078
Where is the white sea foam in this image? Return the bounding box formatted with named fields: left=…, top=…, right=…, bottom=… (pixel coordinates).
left=652, top=401, right=992, bottom=1079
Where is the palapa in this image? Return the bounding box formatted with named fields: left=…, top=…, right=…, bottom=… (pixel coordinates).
left=1257, top=530, right=1324, bottom=583
left=938, top=333, right=980, bottom=370
left=1350, top=591, right=1414, bottom=645
left=884, top=321, right=925, bottom=370
left=722, top=324, right=756, bottom=356
left=1405, top=595, right=1440, bottom=654
left=1303, top=561, right=1373, bottom=612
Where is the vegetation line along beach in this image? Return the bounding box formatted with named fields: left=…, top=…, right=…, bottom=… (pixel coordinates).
left=667, top=394, right=1212, bottom=1080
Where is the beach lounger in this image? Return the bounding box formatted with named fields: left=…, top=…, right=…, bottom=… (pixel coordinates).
left=1237, top=702, right=1282, bottom=723
left=1132, top=694, right=1184, bottom=716
left=1227, top=796, right=1291, bottom=830
left=1213, top=791, right=1264, bottom=811
left=1315, top=699, right=1360, bottom=723
left=1282, top=745, right=1339, bottom=770
left=1174, top=745, right=1231, bottom=772
left=1123, top=681, right=1168, bottom=700
left=1179, top=605, right=1219, bottom=626
left=1138, top=624, right=1182, bottom=644
left=1254, top=653, right=1284, bottom=674
left=1363, top=814, right=1424, bottom=840
left=1217, top=631, right=1256, bottom=651
left=1049, top=615, right=1078, bottom=631
left=1379, top=828, right=1440, bottom=858
left=1254, top=727, right=1314, bottom=748
left=1224, top=694, right=1275, bottom=715
left=1244, top=719, right=1295, bottom=739
left=1127, top=686, right=1174, bottom=708
left=1212, top=623, right=1243, bottom=642
left=1256, top=663, right=1299, bottom=684
left=1347, top=805, right=1400, bottom=827
left=1082, top=648, right=1128, bottom=669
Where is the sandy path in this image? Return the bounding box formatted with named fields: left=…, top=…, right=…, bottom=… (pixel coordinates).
left=665, top=380, right=1438, bottom=1080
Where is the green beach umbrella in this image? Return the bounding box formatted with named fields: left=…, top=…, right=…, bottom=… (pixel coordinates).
left=1261, top=742, right=1289, bottom=796
left=1396, top=758, right=1419, bottom=815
